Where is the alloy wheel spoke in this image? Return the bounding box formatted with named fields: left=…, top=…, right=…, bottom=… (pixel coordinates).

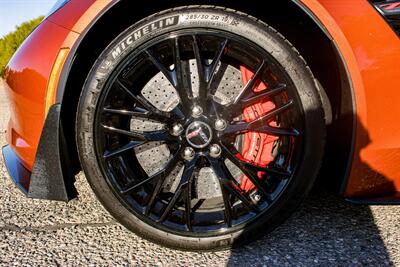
left=169, top=104, right=185, bottom=120
left=115, top=78, right=137, bottom=100
left=223, top=182, right=260, bottom=212
left=144, top=176, right=165, bottom=216
left=192, top=36, right=228, bottom=107
left=158, top=156, right=197, bottom=223
left=115, top=79, right=179, bottom=122
left=145, top=49, right=177, bottom=86
left=134, top=93, right=183, bottom=122
left=192, top=199, right=205, bottom=212
left=209, top=158, right=260, bottom=214
left=220, top=186, right=233, bottom=227
left=103, top=140, right=143, bottom=159
left=121, top=147, right=182, bottom=195
left=221, top=145, right=272, bottom=202
left=173, top=37, right=193, bottom=113
left=102, top=107, right=166, bottom=122
left=146, top=41, right=193, bottom=115
left=101, top=124, right=175, bottom=143
left=224, top=83, right=287, bottom=118
left=103, top=108, right=139, bottom=117
left=184, top=185, right=193, bottom=231
left=222, top=144, right=291, bottom=179
left=241, top=83, right=287, bottom=106
left=206, top=38, right=228, bottom=84
left=158, top=186, right=183, bottom=223
left=244, top=162, right=291, bottom=178
left=192, top=35, right=207, bottom=106
left=222, top=100, right=299, bottom=136
left=234, top=60, right=266, bottom=103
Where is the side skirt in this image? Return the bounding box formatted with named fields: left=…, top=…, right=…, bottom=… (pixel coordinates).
left=346, top=193, right=400, bottom=205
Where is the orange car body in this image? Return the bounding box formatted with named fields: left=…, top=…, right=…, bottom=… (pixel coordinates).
left=3, top=0, right=400, bottom=202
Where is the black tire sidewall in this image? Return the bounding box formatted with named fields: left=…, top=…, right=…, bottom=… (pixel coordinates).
left=76, top=7, right=325, bottom=251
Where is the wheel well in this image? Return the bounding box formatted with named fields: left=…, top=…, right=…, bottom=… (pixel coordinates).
left=61, top=0, right=354, bottom=193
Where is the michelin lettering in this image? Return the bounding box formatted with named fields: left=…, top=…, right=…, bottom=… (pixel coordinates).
left=112, top=16, right=179, bottom=59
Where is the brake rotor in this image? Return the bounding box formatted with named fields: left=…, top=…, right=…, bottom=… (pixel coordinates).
left=132, top=60, right=244, bottom=198
left=131, top=60, right=276, bottom=198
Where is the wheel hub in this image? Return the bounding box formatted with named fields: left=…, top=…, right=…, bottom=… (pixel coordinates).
left=185, top=121, right=213, bottom=148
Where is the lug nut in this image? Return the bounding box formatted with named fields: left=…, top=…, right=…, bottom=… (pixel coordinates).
left=171, top=123, right=184, bottom=136
left=253, top=193, right=262, bottom=202
left=183, top=147, right=195, bottom=160
left=214, top=119, right=227, bottom=131
left=192, top=105, right=203, bottom=117
left=209, top=144, right=221, bottom=158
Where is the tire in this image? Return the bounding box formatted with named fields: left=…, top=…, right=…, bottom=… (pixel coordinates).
left=76, top=6, right=325, bottom=251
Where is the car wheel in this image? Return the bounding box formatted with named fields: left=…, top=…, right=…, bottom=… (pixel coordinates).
left=76, top=6, right=325, bottom=251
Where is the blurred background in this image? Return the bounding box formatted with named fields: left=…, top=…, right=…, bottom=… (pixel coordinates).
left=0, top=0, right=56, bottom=75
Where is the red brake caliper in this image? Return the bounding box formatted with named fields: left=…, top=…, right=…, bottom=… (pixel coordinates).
left=239, top=66, right=278, bottom=192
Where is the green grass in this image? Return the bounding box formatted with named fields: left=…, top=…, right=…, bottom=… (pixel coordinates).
left=0, top=16, right=44, bottom=76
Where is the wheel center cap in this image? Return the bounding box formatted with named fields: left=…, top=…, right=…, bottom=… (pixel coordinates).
left=185, top=121, right=213, bottom=148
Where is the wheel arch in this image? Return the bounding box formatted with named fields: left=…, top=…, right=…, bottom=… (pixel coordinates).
left=58, top=0, right=357, bottom=194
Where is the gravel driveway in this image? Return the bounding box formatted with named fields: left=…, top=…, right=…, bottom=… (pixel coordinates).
left=0, top=79, right=399, bottom=266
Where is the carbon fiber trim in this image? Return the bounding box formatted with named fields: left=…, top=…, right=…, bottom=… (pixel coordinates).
left=28, top=104, right=77, bottom=202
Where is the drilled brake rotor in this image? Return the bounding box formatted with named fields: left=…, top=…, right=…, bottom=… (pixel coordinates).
left=131, top=60, right=243, bottom=199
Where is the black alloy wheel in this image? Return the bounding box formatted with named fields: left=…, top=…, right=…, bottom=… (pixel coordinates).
left=77, top=7, right=325, bottom=250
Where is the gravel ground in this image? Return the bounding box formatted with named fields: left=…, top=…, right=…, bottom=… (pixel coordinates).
left=0, top=79, right=399, bottom=266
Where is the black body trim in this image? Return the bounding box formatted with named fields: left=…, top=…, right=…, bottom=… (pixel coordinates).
left=28, top=104, right=77, bottom=201
left=2, top=145, right=31, bottom=195
left=346, top=193, right=400, bottom=205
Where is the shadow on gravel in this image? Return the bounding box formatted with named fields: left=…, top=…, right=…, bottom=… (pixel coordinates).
left=228, top=118, right=394, bottom=266
left=227, top=194, right=391, bottom=266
